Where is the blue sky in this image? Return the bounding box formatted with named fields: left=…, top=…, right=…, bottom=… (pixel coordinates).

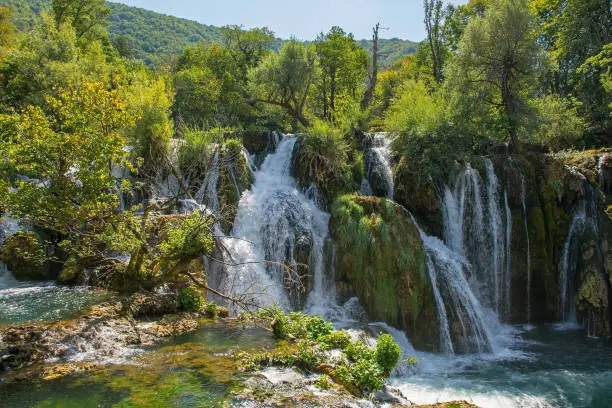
left=114, top=0, right=466, bottom=41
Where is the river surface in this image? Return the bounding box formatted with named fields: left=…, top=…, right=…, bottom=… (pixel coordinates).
left=392, top=324, right=612, bottom=408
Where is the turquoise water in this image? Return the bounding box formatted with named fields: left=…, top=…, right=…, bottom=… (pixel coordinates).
left=392, top=324, right=612, bottom=408
left=1, top=324, right=275, bottom=407
left=0, top=279, right=109, bottom=324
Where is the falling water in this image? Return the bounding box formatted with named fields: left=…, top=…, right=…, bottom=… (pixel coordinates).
left=362, top=133, right=394, bottom=199
left=194, top=150, right=221, bottom=215
left=420, top=232, right=496, bottom=353
left=504, top=191, right=512, bottom=319
left=520, top=174, right=532, bottom=324
left=484, top=159, right=506, bottom=316
left=214, top=136, right=332, bottom=313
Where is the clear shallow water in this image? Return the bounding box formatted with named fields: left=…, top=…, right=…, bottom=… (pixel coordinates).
left=0, top=269, right=109, bottom=324
left=392, top=325, right=612, bottom=408
left=1, top=324, right=275, bottom=407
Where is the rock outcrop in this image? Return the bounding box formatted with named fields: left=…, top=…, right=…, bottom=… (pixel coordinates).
left=329, top=195, right=438, bottom=350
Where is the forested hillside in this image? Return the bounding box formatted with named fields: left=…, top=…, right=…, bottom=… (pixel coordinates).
left=0, top=0, right=417, bottom=65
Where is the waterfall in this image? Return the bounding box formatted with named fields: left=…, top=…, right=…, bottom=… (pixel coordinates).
left=214, top=136, right=333, bottom=313
left=362, top=133, right=394, bottom=199
left=559, top=171, right=599, bottom=323
left=520, top=174, right=532, bottom=324
left=504, top=191, right=512, bottom=319
left=419, top=232, right=496, bottom=353
left=442, top=161, right=513, bottom=322
left=484, top=159, right=506, bottom=316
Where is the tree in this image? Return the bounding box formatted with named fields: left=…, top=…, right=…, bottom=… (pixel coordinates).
left=0, top=7, right=16, bottom=49
left=249, top=40, right=317, bottom=127
left=315, top=27, right=368, bottom=121
left=424, top=0, right=445, bottom=82
left=0, top=77, right=133, bottom=235
left=113, top=34, right=133, bottom=59
left=362, top=23, right=381, bottom=108
left=221, top=25, right=274, bottom=78
left=445, top=0, right=538, bottom=146
left=52, top=0, right=110, bottom=42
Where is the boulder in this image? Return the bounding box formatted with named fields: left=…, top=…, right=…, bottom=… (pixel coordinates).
left=0, top=231, right=55, bottom=281
left=330, top=195, right=438, bottom=351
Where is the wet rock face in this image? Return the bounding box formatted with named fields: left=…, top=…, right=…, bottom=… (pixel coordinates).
left=330, top=196, right=439, bottom=351
left=0, top=231, right=56, bottom=281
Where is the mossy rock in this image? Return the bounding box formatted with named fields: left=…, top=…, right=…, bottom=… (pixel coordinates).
left=218, top=139, right=253, bottom=233
left=0, top=231, right=54, bottom=280
left=57, top=255, right=86, bottom=285
left=329, top=195, right=438, bottom=351
left=393, top=155, right=441, bottom=237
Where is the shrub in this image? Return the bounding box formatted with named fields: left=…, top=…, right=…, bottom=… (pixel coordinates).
left=179, top=287, right=204, bottom=311
left=158, top=212, right=214, bottom=264
left=205, top=302, right=218, bottom=317
left=375, top=334, right=402, bottom=375
left=292, top=120, right=356, bottom=202
left=314, top=374, right=333, bottom=390
left=320, top=330, right=351, bottom=350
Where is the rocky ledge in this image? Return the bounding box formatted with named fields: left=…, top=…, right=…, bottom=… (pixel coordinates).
left=0, top=292, right=203, bottom=375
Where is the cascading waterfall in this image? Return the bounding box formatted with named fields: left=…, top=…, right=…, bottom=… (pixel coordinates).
left=214, top=136, right=333, bottom=313
left=559, top=171, right=599, bottom=323
left=520, top=173, right=532, bottom=324
left=194, top=150, right=220, bottom=215
left=504, top=191, right=512, bottom=318
left=442, top=161, right=513, bottom=322
left=420, top=231, right=496, bottom=353
left=362, top=133, right=394, bottom=199
left=484, top=159, right=507, bottom=316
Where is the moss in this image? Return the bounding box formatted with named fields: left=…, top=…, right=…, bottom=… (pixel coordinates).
left=0, top=231, right=52, bottom=280
left=57, top=255, right=85, bottom=285
left=329, top=195, right=438, bottom=351
left=218, top=139, right=253, bottom=233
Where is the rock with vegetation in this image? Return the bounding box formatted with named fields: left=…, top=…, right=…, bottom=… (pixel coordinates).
left=329, top=195, right=438, bottom=350
left=0, top=231, right=55, bottom=280
left=291, top=123, right=359, bottom=208
left=218, top=139, right=253, bottom=233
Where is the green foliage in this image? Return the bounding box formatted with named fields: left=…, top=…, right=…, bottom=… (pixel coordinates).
left=52, top=0, right=110, bottom=45
left=292, top=120, right=356, bottom=202
left=179, top=287, right=204, bottom=311
left=315, top=26, right=369, bottom=122
left=125, top=72, right=173, bottom=174
left=249, top=39, right=316, bottom=127
left=204, top=302, right=218, bottom=317
left=314, top=374, right=333, bottom=390
left=320, top=330, right=351, bottom=350
left=357, top=38, right=417, bottom=69
left=375, top=333, right=402, bottom=375
left=0, top=77, right=131, bottom=234
left=444, top=0, right=539, bottom=145
left=158, top=212, right=214, bottom=264
left=528, top=94, right=586, bottom=150
left=243, top=306, right=402, bottom=395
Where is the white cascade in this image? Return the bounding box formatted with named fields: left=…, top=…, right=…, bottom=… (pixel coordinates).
left=215, top=136, right=333, bottom=313
left=520, top=173, right=532, bottom=324
left=362, top=133, right=394, bottom=199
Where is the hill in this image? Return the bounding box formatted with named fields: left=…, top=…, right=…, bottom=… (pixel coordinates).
left=0, top=0, right=417, bottom=66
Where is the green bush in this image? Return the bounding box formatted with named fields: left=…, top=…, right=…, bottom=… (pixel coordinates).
left=320, top=330, right=351, bottom=350
left=158, top=212, right=214, bottom=263
left=305, top=315, right=334, bottom=341
left=205, top=302, right=218, bottom=317
left=179, top=287, right=204, bottom=311
left=292, top=120, right=357, bottom=202
left=375, top=334, right=402, bottom=375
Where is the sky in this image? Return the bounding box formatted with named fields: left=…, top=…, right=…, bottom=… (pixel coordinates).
left=114, top=0, right=466, bottom=42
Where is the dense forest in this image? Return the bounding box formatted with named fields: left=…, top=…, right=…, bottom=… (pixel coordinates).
left=0, top=0, right=611, bottom=405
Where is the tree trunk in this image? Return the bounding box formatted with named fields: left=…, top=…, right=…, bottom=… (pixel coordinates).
left=362, top=23, right=380, bottom=109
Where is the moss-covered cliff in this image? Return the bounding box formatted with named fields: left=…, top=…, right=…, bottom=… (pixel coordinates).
left=329, top=195, right=439, bottom=350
